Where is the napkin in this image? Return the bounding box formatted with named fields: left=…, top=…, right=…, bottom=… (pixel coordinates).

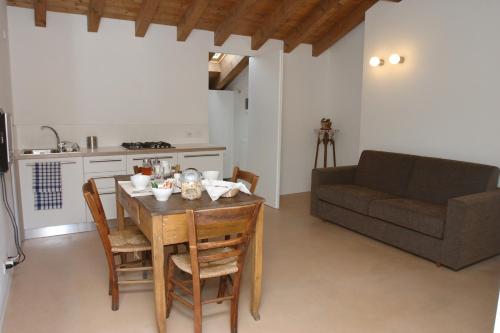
left=202, top=180, right=251, bottom=201
left=118, top=181, right=153, bottom=197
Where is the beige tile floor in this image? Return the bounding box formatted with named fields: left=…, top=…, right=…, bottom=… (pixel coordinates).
left=3, top=193, right=500, bottom=333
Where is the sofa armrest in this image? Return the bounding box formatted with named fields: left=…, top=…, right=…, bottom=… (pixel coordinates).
left=310, top=166, right=357, bottom=216
left=442, top=189, right=500, bottom=270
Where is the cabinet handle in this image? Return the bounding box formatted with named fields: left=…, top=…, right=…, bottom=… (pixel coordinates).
left=132, top=156, right=173, bottom=161
left=99, top=191, right=116, bottom=195
left=183, top=154, right=220, bottom=158
left=26, top=161, right=77, bottom=167
left=89, top=159, right=123, bottom=163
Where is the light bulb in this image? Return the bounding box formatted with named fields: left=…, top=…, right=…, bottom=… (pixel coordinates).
left=369, top=56, right=384, bottom=67
left=389, top=53, right=405, bottom=64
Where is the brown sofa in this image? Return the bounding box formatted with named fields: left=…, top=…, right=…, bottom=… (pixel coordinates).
left=311, top=150, right=500, bottom=270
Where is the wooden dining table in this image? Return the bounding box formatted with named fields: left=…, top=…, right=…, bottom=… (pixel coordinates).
left=114, top=175, right=265, bottom=333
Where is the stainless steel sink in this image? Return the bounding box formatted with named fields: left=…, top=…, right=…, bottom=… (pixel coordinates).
left=22, top=149, right=79, bottom=155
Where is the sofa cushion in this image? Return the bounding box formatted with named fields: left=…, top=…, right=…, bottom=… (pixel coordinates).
left=317, top=184, right=394, bottom=215
left=406, top=157, right=500, bottom=204
left=354, top=150, right=416, bottom=196
left=369, top=198, right=447, bottom=239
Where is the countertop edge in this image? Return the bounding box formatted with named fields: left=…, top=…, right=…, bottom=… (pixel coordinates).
left=14, top=146, right=226, bottom=160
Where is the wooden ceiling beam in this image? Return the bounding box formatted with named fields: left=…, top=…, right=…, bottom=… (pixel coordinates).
left=215, top=56, right=249, bottom=90
left=284, top=0, right=346, bottom=53
left=251, top=0, right=306, bottom=51
left=33, top=0, right=47, bottom=27
left=135, top=0, right=161, bottom=37
left=312, top=0, right=377, bottom=57
left=214, top=0, right=256, bottom=46
left=177, top=0, right=210, bottom=41
left=87, top=0, right=105, bottom=32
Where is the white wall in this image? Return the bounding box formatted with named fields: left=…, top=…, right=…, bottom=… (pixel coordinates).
left=328, top=23, right=365, bottom=166
left=226, top=67, right=249, bottom=169
left=0, top=0, right=15, bottom=327
left=7, top=7, right=284, bottom=149
left=8, top=7, right=208, bottom=148
left=208, top=90, right=234, bottom=178
left=360, top=0, right=500, bottom=169
left=280, top=44, right=330, bottom=195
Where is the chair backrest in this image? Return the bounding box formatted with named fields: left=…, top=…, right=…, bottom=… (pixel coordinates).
left=230, top=167, right=259, bottom=193
left=82, top=180, right=113, bottom=259
left=185, top=202, right=262, bottom=280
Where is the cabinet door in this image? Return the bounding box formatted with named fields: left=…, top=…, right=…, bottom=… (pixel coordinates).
left=126, top=153, right=178, bottom=174
left=83, top=156, right=127, bottom=222
left=18, top=157, right=86, bottom=231
left=178, top=151, right=223, bottom=175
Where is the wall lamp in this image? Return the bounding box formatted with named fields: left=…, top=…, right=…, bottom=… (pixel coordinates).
left=369, top=54, right=405, bottom=67
left=389, top=53, right=405, bottom=64
left=369, top=56, right=384, bottom=67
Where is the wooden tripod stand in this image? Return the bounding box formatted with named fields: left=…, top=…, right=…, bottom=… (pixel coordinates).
left=314, top=129, right=337, bottom=168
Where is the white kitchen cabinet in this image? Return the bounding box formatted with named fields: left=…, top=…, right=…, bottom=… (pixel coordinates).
left=126, top=153, right=178, bottom=174
left=178, top=151, right=224, bottom=176
left=83, top=155, right=127, bottom=221
left=18, top=157, right=86, bottom=235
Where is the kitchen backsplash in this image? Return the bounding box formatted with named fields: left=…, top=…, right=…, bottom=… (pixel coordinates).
left=14, top=123, right=209, bottom=149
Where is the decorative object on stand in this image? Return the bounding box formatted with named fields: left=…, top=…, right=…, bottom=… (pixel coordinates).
left=314, top=118, right=338, bottom=168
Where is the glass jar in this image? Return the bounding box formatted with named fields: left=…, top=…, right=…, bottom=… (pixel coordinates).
left=180, top=168, right=202, bottom=200
left=141, top=158, right=153, bottom=176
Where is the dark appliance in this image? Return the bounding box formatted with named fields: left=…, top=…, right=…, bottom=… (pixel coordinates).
left=0, top=110, right=13, bottom=173
left=121, top=141, right=173, bottom=150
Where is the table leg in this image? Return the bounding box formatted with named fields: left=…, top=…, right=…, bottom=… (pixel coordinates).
left=251, top=205, right=264, bottom=320
left=116, top=183, right=125, bottom=231
left=152, top=216, right=167, bottom=333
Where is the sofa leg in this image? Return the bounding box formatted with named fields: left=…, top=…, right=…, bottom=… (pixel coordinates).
left=435, top=261, right=442, bottom=267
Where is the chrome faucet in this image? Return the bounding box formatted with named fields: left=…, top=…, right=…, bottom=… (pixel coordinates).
left=41, top=125, right=64, bottom=152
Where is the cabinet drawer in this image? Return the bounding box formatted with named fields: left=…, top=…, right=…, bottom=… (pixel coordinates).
left=84, top=171, right=124, bottom=192
left=178, top=151, right=223, bottom=174
left=84, top=155, right=126, bottom=173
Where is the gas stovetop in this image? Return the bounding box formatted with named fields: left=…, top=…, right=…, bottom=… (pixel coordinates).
left=121, top=141, right=174, bottom=150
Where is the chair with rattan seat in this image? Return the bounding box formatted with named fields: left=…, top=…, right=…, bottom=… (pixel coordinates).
left=230, top=166, right=259, bottom=193
left=83, top=179, right=153, bottom=311
left=166, top=202, right=262, bottom=333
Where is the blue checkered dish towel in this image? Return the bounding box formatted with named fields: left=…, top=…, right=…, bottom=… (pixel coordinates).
left=32, top=162, right=62, bottom=210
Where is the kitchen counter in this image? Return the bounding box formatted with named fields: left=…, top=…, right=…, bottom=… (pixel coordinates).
left=14, top=144, right=226, bottom=160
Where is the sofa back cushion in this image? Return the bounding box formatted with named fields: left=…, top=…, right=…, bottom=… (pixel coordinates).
left=406, top=157, right=499, bottom=204
left=354, top=150, right=416, bottom=196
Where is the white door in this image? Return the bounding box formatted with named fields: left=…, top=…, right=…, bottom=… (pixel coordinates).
left=208, top=90, right=234, bottom=179
left=248, top=51, right=283, bottom=208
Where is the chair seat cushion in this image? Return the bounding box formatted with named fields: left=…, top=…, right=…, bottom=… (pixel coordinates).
left=108, top=226, right=151, bottom=252
left=317, top=184, right=395, bottom=215
left=369, top=198, right=447, bottom=239
left=171, top=247, right=238, bottom=279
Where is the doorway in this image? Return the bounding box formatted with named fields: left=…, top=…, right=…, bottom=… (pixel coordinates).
left=207, top=51, right=283, bottom=208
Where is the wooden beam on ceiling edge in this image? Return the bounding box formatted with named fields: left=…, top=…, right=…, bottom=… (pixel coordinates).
left=135, top=0, right=161, bottom=37
left=312, top=0, right=377, bottom=57
left=34, top=0, right=47, bottom=27
left=214, top=0, right=256, bottom=46
left=284, top=0, right=345, bottom=53
left=251, top=0, right=306, bottom=51
left=88, top=0, right=105, bottom=32
left=177, top=0, right=210, bottom=41
left=215, top=56, right=249, bottom=90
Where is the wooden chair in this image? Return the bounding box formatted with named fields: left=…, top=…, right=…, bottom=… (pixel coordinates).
left=83, top=179, right=153, bottom=311
left=230, top=166, right=259, bottom=193
left=166, top=203, right=262, bottom=333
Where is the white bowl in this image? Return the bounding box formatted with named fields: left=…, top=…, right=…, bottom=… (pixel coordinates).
left=152, top=188, right=173, bottom=201
left=202, top=170, right=220, bottom=181
left=130, top=174, right=150, bottom=190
